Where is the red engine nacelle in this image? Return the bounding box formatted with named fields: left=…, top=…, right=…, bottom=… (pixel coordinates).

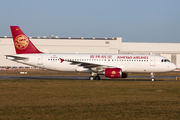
left=104, top=68, right=128, bottom=78
left=105, top=68, right=122, bottom=78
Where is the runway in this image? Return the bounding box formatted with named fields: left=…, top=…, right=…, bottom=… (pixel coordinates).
left=0, top=75, right=179, bottom=81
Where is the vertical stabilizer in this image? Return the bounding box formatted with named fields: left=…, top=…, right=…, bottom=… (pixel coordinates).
left=10, top=26, right=43, bottom=54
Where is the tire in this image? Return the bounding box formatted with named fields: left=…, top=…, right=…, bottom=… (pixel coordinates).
left=94, top=76, right=100, bottom=80
left=89, top=76, right=94, bottom=80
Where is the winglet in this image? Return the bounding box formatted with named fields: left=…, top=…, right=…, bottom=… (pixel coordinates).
left=10, top=26, right=43, bottom=54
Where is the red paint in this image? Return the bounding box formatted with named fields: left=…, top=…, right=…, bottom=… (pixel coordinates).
left=105, top=68, right=121, bottom=78
left=90, top=55, right=112, bottom=59
left=59, top=58, right=64, bottom=63
left=117, top=56, right=148, bottom=59
left=10, top=26, right=43, bottom=54
left=104, top=68, right=128, bottom=78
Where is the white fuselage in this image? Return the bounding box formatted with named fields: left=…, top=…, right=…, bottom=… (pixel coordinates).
left=9, top=53, right=176, bottom=73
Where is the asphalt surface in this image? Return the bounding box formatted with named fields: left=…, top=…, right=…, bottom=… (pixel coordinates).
left=0, top=75, right=179, bottom=81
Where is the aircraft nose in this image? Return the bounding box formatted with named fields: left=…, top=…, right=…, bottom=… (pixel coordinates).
left=170, top=63, right=177, bottom=71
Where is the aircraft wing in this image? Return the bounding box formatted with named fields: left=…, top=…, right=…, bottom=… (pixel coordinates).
left=62, top=58, right=127, bottom=72
left=70, top=61, right=106, bottom=68
left=64, top=59, right=114, bottom=72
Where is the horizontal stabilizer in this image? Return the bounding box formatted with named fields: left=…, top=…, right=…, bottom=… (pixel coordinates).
left=5, top=55, right=28, bottom=61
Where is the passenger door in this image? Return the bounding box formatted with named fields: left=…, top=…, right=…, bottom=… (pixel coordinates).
left=150, top=56, right=155, bottom=66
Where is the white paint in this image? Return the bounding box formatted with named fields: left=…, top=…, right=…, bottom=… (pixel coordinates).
left=8, top=53, right=176, bottom=74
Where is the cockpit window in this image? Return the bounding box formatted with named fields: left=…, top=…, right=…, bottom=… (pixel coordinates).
left=161, top=59, right=170, bottom=62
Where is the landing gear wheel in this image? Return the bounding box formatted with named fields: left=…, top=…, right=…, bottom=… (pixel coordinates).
left=94, top=76, right=100, bottom=80
left=150, top=73, right=155, bottom=81
left=89, top=76, right=94, bottom=80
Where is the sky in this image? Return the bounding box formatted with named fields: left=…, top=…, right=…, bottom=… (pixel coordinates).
left=0, top=0, right=180, bottom=43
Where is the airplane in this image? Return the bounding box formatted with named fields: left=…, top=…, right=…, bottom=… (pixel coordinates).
left=6, top=26, right=176, bottom=81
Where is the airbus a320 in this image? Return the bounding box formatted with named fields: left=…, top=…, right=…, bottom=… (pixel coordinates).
left=6, top=26, right=176, bottom=81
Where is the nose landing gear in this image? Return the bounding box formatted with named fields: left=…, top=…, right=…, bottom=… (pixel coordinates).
left=151, top=72, right=155, bottom=81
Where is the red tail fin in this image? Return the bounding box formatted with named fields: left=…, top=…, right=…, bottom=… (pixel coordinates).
left=10, top=26, right=43, bottom=54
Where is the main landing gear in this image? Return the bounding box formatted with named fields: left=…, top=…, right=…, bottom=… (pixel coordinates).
left=89, top=72, right=101, bottom=80
left=151, top=72, right=155, bottom=81
left=89, top=76, right=100, bottom=80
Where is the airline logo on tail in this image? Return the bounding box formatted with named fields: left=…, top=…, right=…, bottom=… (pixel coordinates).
left=15, top=35, right=29, bottom=50
left=10, top=26, right=43, bottom=54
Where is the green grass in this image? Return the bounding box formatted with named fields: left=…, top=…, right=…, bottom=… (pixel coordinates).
left=0, top=80, right=180, bottom=120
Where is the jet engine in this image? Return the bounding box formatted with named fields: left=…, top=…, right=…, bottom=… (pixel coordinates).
left=121, top=72, right=128, bottom=78
left=104, top=68, right=128, bottom=78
